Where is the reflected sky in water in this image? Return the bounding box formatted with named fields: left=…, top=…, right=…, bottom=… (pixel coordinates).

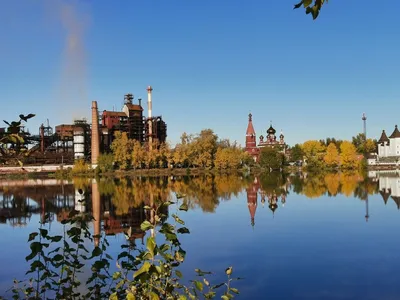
left=1, top=171, right=400, bottom=299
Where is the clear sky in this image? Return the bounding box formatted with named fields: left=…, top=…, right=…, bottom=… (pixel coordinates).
left=1, top=0, right=399, bottom=147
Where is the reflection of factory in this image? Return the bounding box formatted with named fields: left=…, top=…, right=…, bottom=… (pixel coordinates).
left=1, top=86, right=167, bottom=165
left=245, top=176, right=288, bottom=227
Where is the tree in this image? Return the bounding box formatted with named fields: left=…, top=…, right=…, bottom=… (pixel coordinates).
left=324, top=143, right=339, bottom=168
left=111, top=131, right=134, bottom=170
left=290, top=144, right=304, bottom=162
left=131, top=140, right=146, bottom=169
left=340, top=141, right=359, bottom=170
left=259, top=147, right=284, bottom=170
left=364, top=139, right=377, bottom=153
left=294, top=0, right=328, bottom=20
left=301, top=140, right=326, bottom=170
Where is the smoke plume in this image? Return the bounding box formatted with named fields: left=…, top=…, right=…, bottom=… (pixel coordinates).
left=45, top=0, right=90, bottom=123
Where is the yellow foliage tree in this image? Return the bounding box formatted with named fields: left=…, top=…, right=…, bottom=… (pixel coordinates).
left=301, top=140, right=326, bottom=169
left=324, top=143, right=339, bottom=168
left=131, top=140, right=146, bottom=169
left=111, top=131, right=134, bottom=170
left=340, top=141, right=359, bottom=170
left=364, top=139, right=377, bottom=153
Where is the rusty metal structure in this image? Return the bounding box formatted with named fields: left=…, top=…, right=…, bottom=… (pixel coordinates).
left=1, top=86, right=167, bottom=165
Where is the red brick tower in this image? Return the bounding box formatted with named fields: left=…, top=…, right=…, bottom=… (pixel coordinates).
left=245, top=113, right=259, bottom=161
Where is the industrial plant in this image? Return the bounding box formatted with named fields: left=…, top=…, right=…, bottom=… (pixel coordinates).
left=0, top=86, right=167, bottom=166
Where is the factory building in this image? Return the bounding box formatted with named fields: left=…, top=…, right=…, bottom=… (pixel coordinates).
left=2, top=86, right=167, bottom=165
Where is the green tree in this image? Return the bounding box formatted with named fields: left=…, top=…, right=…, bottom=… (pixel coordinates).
left=294, top=0, right=328, bottom=20
left=259, top=147, right=284, bottom=170
left=290, top=144, right=304, bottom=162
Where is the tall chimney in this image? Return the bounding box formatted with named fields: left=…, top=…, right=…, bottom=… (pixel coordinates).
left=147, top=86, right=153, bottom=149
left=91, top=101, right=100, bottom=166
left=147, top=86, right=153, bottom=118
left=138, top=98, right=142, bottom=107
left=40, top=124, right=45, bottom=153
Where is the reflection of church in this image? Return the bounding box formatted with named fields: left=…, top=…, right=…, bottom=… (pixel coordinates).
left=376, top=174, right=400, bottom=208
left=246, top=177, right=288, bottom=227
left=245, top=113, right=286, bottom=162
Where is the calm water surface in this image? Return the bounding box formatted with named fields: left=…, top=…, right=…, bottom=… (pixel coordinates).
left=1, top=171, right=400, bottom=299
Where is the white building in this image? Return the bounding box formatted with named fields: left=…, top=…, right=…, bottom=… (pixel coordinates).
left=378, top=125, right=400, bottom=158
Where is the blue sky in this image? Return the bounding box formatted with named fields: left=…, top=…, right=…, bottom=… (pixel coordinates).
left=1, top=0, right=399, bottom=146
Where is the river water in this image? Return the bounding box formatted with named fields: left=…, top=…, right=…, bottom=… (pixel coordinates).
left=1, top=171, right=400, bottom=299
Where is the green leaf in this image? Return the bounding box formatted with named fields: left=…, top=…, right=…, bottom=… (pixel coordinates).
left=127, top=292, right=135, bottom=300
left=177, top=227, right=190, bottom=234
left=146, top=237, right=156, bottom=258
left=303, top=0, right=312, bottom=7
left=51, top=235, right=62, bottom=242
left=179, top=203, right=188, bottom=211
left=172, top=214, right=185, bottom=225
left=25, top=242, right=42, bottom=261
left=28, top=232, right=38, bottom=242
left=194, top=280, right=203, bottom=292
left=133, top=261, right=151, bottom=279
left=92, top=246, right=102, bottom=257
left=109, top=292, right=118, bottom=300
left=178, top=295, right=187, bottom=300
left=39, top=228, right=48, bottom=238
left=140, top=220, right=154, bottom=231
left=149, top=292, right=160, bottom=300
left=221, top=296, right=230, bottom=300
left=175, top=270, right=183, bottom=278
left=230, top=288, right=240, bottom=294
left=112, top=272, right=121, bottom=280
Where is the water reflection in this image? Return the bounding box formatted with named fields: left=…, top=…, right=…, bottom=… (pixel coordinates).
left=0, top=172, right=392, bottom=230
left=2, top=172, right=400, bottom=298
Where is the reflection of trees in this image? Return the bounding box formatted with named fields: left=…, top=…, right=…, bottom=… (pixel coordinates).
left=324, top=173, right=340, bottom=196
left=97, top=175, right=252, bottom=214
left=291, top=171, right=379, bottom=199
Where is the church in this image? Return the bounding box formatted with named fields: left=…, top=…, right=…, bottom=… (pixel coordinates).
left=245, top=113, right=286, bottom=162
left=377, top=125, right=400, bottom=158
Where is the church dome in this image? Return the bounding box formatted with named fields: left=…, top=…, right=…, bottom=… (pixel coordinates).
left=267, top=125, right=276, bottom=135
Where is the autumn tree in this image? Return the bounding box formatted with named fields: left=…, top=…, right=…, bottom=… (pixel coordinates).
left=191, top=129, right=218, bottom=169
left=340, top=141, right=359, bottom=170
left=111, top=131, right=134, bottom=170
left=301, top=140, right=326, bottom=170
left=324, top=143, right=339, bottom=168
left=131, top=140, right=146, bottom=169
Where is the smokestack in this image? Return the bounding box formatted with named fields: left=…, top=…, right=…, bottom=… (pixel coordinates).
left=147, top=86, right=153, bottom=118
left=91, top=101, right=100, bottom=166
left=147, top=86, right=153, bottom=149
left=92, top=179, right=101, bottom=247
left=40, top=124, right=45, bottom=153
left=138, top=98, right=142, bottom=107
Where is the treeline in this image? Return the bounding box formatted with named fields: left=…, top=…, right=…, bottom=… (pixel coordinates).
left=289, top=133, right=378, bottom=171
left=98, top=129, right=254, bottom=172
